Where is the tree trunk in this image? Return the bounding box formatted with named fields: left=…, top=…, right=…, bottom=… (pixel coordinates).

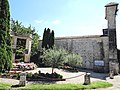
left=52, top=67, right=54, bottom=74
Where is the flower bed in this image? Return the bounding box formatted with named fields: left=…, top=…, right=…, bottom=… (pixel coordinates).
left=12, top=62, right=37, bottom=71
left=0, top=70, right=65, bottom=81
left=27, top=71, right=65, bottom=81
left=0, top=71, right=32, bottom=80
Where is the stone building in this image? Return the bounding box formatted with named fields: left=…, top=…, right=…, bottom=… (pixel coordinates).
left=54, top=2, right=119, bottom=73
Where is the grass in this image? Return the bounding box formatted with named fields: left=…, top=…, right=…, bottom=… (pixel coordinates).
left=19, top=81, right=112, bottom=90
left=0, top=81, right=112, bottom=90
left=0, top=83, right=11, bottom=89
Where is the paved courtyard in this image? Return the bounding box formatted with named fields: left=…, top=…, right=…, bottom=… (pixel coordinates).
left=0, top=68, right=120, bottom=90
left=26, top=68, right=108, bottom=84
left=24, top=68, right=120, bottom=90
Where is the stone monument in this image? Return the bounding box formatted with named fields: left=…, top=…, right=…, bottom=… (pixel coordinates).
left=11, top=31, right=32, bottom=62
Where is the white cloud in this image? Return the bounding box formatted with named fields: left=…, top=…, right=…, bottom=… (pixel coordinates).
left=35, top=19, right=61, bottom=25
left=52, top=20, right=61, bottom=25
left=34, top=20, right=43, bottom=24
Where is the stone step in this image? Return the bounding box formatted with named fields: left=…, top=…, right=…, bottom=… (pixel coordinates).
left=11, top=68, right=19, bottom=71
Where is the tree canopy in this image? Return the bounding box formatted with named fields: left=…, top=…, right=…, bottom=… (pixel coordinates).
left=42, top=47, right=67, bottom=73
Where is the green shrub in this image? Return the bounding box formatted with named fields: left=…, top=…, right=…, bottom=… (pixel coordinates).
left=52, top=72, right=63, bottom=79
left=65, top=53, right=82, bottom=67
left=31, top=72, right=63, bottom=79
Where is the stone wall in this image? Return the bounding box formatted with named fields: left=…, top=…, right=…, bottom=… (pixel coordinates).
left=55, top=35, right=109, bottom=72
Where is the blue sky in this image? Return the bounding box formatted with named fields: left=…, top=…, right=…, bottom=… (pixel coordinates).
left=9, top=0, right=120, bottom=49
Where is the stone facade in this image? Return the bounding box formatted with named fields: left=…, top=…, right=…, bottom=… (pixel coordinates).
left=55, top=35, right=109, bottom=72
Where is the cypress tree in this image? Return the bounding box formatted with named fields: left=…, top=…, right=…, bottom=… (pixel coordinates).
left=42, top=28, right=46, bottom=48
left=49, top=32, right=52, bottom=48
left=51, top=30, right=54, bottom=48
left=0, top=0, right=12, bottom=71
left=49, top=30, right=54, bottom=48
left=46, top=28, right=50, bottom=49
left=42, top=28, right=54, bottom=49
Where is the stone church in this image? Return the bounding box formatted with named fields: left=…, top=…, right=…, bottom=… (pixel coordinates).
left=55, top=2, right=119, bottom=73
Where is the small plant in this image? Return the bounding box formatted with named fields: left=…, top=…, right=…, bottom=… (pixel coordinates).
left=26, top=72, right=32, bottom=78
left=12, top=74, right=18, bottom=79
left=52, top=72, right=63, bottom=79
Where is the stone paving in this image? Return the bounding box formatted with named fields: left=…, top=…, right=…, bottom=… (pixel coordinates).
left=102, top=75, right=120, bottom=90
left=0, top=68, right=120, bottom=90
left=24, top=68, right=120, bottom=89
left=26, top=68, right=108, bottom=84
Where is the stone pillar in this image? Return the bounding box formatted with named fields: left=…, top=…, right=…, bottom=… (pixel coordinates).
left=109, top=61, right=119, bottom=75
left=19, top=71, right=26, bottom=86
left=105, top=2, right=119, bottom=74
left=12, top=53, right=15, bottom=63
left=84, top=73, right=91, bottom=85
left=109, top=67, right=114, bottom=79
left=12, top=36, right=17, bottom=62
left=24, top=38, right=32, bottom=62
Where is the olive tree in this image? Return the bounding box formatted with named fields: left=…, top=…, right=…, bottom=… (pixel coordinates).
left=42, top=47, right=67, bottom=73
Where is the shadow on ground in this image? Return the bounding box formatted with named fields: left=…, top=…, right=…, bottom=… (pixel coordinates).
left=77, top=69, right=109, bottom=80
left=27, top=81, right=57, bottom=85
